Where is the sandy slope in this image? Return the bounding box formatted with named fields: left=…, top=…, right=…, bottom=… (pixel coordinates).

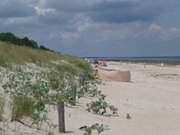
left=63, top=62, right=180, bottom=135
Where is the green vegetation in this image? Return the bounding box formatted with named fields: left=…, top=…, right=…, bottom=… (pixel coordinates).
left=3, top=71, right=48, bottom=122
left=0, top=96, right=4, bottom=121
left=0, top=41, right=59, bottom=65
left=2, top=64, right=96, bottom=132
left=0, top=32, right=49, bottom=50
left=12, top=96, right=34, bottom=120
left=0, top=35, right=94, bottom=129
left=0, top=37, right=96, bottom=133
left=0, top=33, right=114, bottom=134
left=0, top=41, right=92, bottom=75
left=87, top=95, right=118, bottom=115
left=79, top=123, right=109, bottom=135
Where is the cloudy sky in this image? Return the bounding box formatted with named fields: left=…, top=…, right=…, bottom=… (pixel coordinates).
left=0, top=0, right=180, bottom=57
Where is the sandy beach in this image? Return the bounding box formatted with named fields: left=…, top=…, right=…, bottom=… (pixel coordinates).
left=0, top=1, right=180, bottom=134
left=1, top=61, right=180, bottom=135
left=62, top=62, right=180, bottom=135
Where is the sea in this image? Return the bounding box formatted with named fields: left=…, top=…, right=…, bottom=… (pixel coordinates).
left=84, top=56, right=180, bottom=65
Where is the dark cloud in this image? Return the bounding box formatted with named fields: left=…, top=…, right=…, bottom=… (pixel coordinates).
left=0, top=0, right=36, bottom=18
left=37, top=12, right=74, bottom=26
left=40, top=0, right=175, bottom=23
left=0, top=0, right=174, bottom=26
left=0, top=0, right=179, bottom=57
left=86, top=0, right=175, bottom=23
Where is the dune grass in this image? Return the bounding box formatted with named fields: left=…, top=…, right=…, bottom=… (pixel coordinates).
left=12, top=96, right=34, bottom=120
left=0, top=41, right=62, bottom=65
left=0, top=96, right=4, bottom=121
left=0, top=41, right=92, bottom=74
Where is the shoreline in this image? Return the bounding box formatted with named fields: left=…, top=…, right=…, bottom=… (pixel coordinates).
left=85, top=57, right=180, bottom=65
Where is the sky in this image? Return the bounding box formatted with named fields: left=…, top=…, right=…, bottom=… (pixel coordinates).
left=0, top=0, right=180, bottom=57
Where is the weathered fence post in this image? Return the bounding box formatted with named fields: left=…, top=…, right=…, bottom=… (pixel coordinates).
left=57, top=101, right=65, bottom=133
left=72, top=81, right=77, bottom=106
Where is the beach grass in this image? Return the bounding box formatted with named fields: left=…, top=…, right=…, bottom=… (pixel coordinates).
left=0, top=41, right=61, bottom=65
left=0, top=96, right=4, bottom=121
left=12, top=96, right=34, bottom=120
left=0, top=41, right=92, bottom=74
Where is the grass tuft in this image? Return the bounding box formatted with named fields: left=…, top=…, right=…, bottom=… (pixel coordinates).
left=0, top=96, right=5, bottom=121
left=12, top=96, right=34, bottom=120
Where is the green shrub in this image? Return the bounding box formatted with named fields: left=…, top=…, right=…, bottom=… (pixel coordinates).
left=87, top=95, right=108, bottom=115
left=79, top=123, right=109, bottom=135
left=87, top=95, right=118, bottom=115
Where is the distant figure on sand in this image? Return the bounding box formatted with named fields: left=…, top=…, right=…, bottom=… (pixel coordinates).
left=100, top=59, right=107, bottom=67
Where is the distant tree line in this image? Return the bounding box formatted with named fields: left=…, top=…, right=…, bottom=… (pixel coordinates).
left=0, top=32, right=52, bottom=51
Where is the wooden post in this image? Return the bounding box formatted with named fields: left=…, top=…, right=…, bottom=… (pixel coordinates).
left=57, top=101, right=65, bottom=133
left=72, top=83, right=77, bottom=106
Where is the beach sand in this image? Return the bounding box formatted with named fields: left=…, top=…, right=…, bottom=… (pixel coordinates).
left=1, top=62, right=180, bottom=135
left=63, top=62, right=180, bottom=135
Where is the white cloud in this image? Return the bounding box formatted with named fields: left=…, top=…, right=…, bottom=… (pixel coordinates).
left=35, top=7, right=56, bottom=16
